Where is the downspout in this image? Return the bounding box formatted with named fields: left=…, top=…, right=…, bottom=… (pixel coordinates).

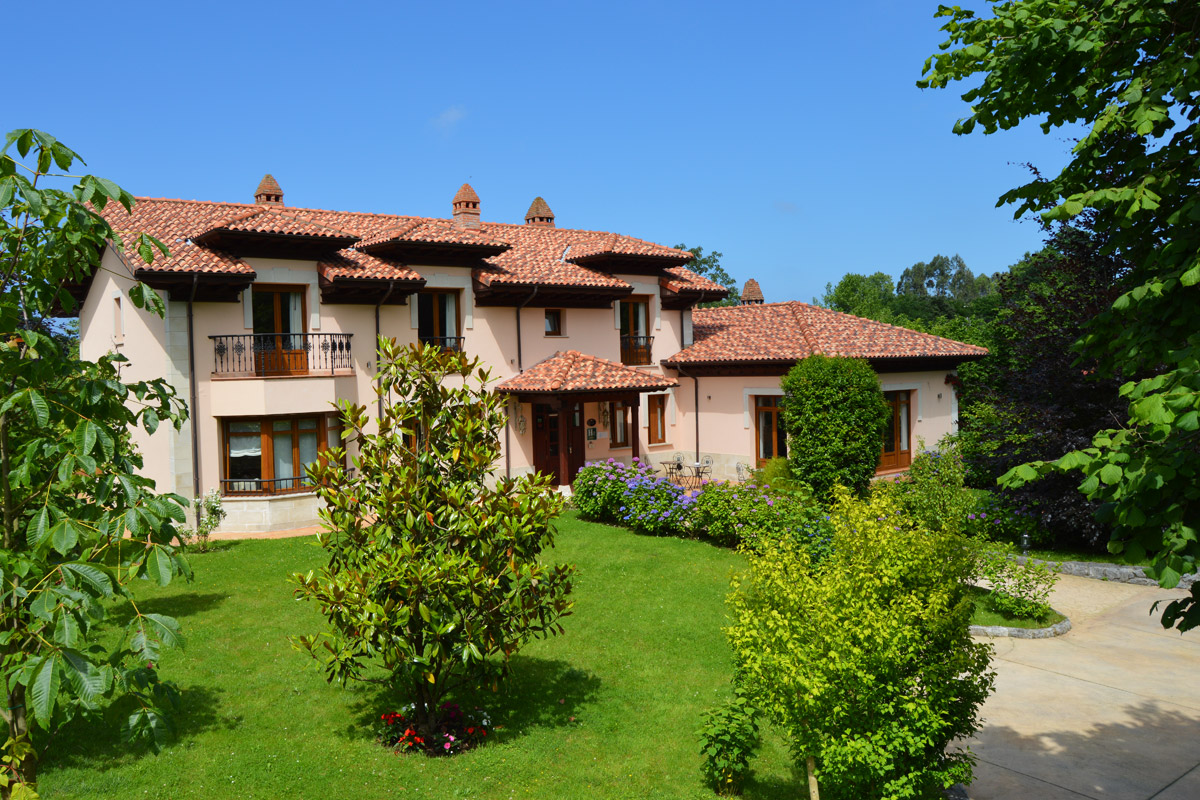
left=375, top=280, right=396, bottom=421
left=508, top=286, right=539, bottom=479
left=187, top=275, right=201, bottom=505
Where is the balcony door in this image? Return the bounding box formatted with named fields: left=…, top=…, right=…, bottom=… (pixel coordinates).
left=418, top=291, right=461, bottom=351
left=618, top=296, right=651, bottom=365
left=252, top=285, right=308, bottom=375
left=754, top=395, right=787, bottom=467
left=879, top=390, right=912, bottom=471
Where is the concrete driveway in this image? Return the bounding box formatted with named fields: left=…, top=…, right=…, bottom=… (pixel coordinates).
left=967, top=574, right=1200, bottom=799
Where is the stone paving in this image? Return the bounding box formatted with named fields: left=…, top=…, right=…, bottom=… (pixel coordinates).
left=966, top=574, right=1200, bottom=800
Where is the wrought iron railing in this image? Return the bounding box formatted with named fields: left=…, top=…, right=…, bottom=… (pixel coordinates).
left=220, top=468, right=354, bottom=497
left=419, top=336, right=465, bottom=353
left=220, top=476, right=313, bottom=496
left=620, top=335, right=654, bottom=366
left=210, top=333, right=353, bottom=376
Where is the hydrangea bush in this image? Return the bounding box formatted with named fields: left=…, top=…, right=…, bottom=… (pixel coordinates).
left=573, top=459, right=690, bottom=537
left=573, top=459, right=832, bottom=558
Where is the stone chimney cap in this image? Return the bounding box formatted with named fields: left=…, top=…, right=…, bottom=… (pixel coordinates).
left=254, top=174, right=284, bottom=205
left=453, top=183, right=480, bottom=204
left=524, top=196, right=555, bottom=227
left=741, top=278, right=764, bottom=304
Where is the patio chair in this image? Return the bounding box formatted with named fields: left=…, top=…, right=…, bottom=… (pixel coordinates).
left=663, top=452, right=685, bottom=484
left=697, top=455, right=714, bottom=483
left=735, top=462, right=753, bottom=483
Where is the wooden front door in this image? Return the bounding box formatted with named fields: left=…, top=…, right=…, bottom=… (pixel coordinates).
left=879, top=390, right=912, bottom=471
left=532, top=401, right=586, bottom=485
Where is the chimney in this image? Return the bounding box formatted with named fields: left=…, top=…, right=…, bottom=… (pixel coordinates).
left=452, top=183, right=481, bottom=229
left=524, top=196, right=555, bottom=227
left=741, top=278, right=764, bottom=305
left=254, top=174, right=284, bottom=205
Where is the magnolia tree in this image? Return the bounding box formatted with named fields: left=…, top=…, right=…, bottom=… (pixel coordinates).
left=292, top=341, right=574, bottom=741
left=0, top=130, right=191, bottom=796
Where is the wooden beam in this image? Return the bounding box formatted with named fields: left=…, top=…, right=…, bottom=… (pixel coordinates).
left=554, top=397, right=569, bottom=486
left=630, top=395, right=640, bottom=463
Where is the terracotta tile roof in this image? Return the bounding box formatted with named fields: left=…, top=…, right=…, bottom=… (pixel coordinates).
left=566, top=232, right=693, bottom=263
left=318, top=250, right=423, bottom=283
left=496, top=351, right=679, bottom=394
left=97, top=197, right=690, bottom=293
left=195, top=206, right=360, bottom=242
left=357, top=218, right=509, bottom=250
left=663, top=302, right=989, bottom=365
left=661, top=266, right=728, bottom=295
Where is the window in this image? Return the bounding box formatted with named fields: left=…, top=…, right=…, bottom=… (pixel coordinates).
left=252, top=284, right=308, bottom=374
left=753, top=395, right=787, bottom=467
left=619, top=296, right=652, bottom=365
left=880, top=391, right=913, bottom=471
left=647, top=395, right=667, bottom=444
left=417, top=291, right=461, bottom=350
left=222, top=414, right=341, bottom=495
left=544, top=309, right=564, bottom=336
left=609, top=401, right=630, bottom=447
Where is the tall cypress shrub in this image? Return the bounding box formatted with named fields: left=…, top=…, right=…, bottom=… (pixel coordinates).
left=780, top=355, right=890, bottom=498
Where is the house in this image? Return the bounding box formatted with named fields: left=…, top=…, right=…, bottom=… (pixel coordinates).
left=77, top=177, right=985, bottom=532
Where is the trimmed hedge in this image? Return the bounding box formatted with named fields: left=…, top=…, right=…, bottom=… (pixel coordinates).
left=780, top=354, right=890, bottom=499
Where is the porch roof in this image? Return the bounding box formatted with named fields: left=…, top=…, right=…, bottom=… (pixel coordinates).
left=496, top=351, right=678, bottom=395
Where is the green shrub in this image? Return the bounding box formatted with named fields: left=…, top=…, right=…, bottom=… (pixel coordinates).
left=573, top=458, right=690, bottom=537
left=752, top=457, right=806, bottom=493
left=691, top=480, right=832, bottom=561
left=974, top=542, right=1060, bottom=620
left=780, top=355, right=890, bottom=499
left=698, top=690, right=761, bottom=796
left=727, top=488, right=995, bottom=799
left=885, top=438, right=978, bottom=536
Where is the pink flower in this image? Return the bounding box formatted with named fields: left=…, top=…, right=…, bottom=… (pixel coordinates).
left=444, top=742, right=452, bottom=750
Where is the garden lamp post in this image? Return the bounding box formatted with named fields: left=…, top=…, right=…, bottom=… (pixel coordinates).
left=1020, top=532, right=1031, bottom=557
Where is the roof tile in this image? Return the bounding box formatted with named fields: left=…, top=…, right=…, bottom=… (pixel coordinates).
left=664, top=302, right=988, bottom=365
left=496, top=351, right=679, bottom=394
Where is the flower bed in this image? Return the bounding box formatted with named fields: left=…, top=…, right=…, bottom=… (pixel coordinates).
left=573, top=459, right=831, bottom=560
left=377, top=702, right=492, bottom=756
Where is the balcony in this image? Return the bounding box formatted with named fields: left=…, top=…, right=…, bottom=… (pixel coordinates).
left=620, top=335, right=654, bottom=366
left=210, top=333, right=354, bottom=377
left=419, top=336, right=465, bottom=353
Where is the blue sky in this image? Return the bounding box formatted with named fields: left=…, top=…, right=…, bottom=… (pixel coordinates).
left=14, top=0, right=1079, bottom=302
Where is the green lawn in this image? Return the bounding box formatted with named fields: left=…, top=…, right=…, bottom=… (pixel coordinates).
left=40, top=512, right=799, bottom=799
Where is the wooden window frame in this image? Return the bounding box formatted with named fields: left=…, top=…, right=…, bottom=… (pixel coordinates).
left=647, top=395, right=667, bottom=445
left=879, top=390, right=913, bottom=472
left=417, top=289, right=463, bottom=342
left=221, top=413, right=342, bottom=496
left=609, top=401, right=631, bottom=448
left=544, top=308, right=565, bottom=337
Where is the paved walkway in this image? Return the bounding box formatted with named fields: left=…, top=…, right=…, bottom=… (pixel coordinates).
left=968, top=574, right=1200, bottom=799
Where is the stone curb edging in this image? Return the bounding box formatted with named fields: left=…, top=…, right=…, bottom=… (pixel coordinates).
left=944, top=784, right=970, bottom=800
left=969, top=617, right=1072, bottom=639
left=1015, top=556, right=1198, bottom=590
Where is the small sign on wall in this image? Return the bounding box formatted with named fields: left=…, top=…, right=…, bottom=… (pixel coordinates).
left=586, top=427, right=597, bottom=441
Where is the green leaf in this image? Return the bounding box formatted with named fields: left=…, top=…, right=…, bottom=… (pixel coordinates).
left=49, top=518, right=80, bottom=556
left=140, top=613, right=185, bottom=651
left=27, top=390, right=49, bottom=427
left=144, top=545, right=175, bottom=586
left=73, top=420, right=98, bottom=457
left=27, top=507, right=51, bottom=550
left=60, top=648, right=106, bottom=701
left=28, top=655, right=60, bottom=725
left=60, top=562, right=116, bottom=596
left=1182, top=264, right=1200, bottom=287
left=1099, top=464, right=1123, bottom=485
